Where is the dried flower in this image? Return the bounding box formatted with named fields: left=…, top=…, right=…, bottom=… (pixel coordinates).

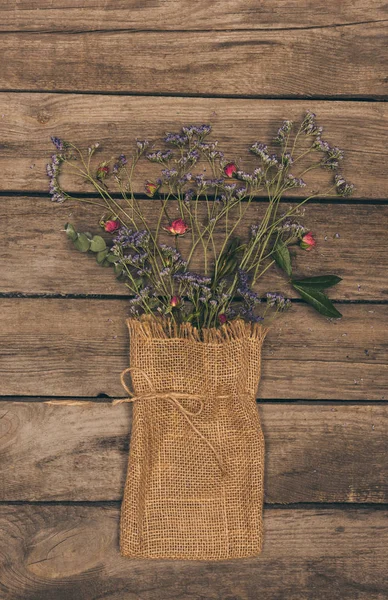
left=104, top=219, right=120, bottom=233
left=170, top=296, right=181, bottom=307
left=266, top=292, right=291, bottom=311
left=50, top=136, right=64, bottom=151
left=96, top=165, right=110, bottom=180
left=218, top=314, right=227, bottom=325
left=144, top=181, right=160, bottom=197
left=164, top=218, right=190, bottom=236
left=300, top=232, right=316, bottom=251
left=224, top=162, right=238, bottom=178
left=334, top=174, right=354, bottom=197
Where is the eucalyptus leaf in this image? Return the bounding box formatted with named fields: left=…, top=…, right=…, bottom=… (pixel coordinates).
left=292, top=284, right=342, bottom=318
left=273, top=240, right=292, bottom=277
left=90, top=235, right=106, bottom=252
left=73, top=233, right=91, bottom=253
left=96, top=249, right=109, bottom=264
left=291, top=275, right=342, bottom=290
left=64, top=223, right=78, bottom=242
left=106, top=254, right=119, bottom=263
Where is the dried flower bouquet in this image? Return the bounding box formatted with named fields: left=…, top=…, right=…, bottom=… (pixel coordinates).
left=48, top=112, right=353, bottom=560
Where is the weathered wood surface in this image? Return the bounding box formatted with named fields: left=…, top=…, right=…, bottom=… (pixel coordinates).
left=1, top=24, right=387, bottom=97
left=0, top=402, right=386, bottom=503
left=2, top=198, right=387, bottom=300
left=0, top=504, right=386, bottom=600
left=1, top=95, right=387, bottom=199
left=0, top=299, right=386, bottom=399
left=1, top=0, right=386, bottom=32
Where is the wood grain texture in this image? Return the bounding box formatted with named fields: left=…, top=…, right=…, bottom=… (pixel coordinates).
left=0, top=402, right=386, bottom=503
left=1, top=0, right=386, bottom=32
left=0, top=504, right=387, bottom=600
left=0, top=299, right=386, bottom=399
left=0, top=24, right=387, bottom=97
left=1, top=95, right=387, bottom=199
left=2, top=198, right=387, bottom=300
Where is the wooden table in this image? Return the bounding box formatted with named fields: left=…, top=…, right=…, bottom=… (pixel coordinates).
left=0, top=2, right=387, bottom=598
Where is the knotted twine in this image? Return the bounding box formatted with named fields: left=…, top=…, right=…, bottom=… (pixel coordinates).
left=113, top=366, right=227, bottom=474
left=118, top=317, right=268, bottom=561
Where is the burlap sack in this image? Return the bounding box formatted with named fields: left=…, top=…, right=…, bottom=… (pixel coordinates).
left=117, top=317, right=268, bottom=560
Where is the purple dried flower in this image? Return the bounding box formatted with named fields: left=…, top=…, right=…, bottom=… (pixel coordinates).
left=275, top=120, right=293, bottom=144
left=284, top=174, right=306, bottom=189
left=136, top=140, right=149, bottom=153
left=146, top=149, right=173, bottom=163
left=183, top=188, right=195, bottom=204
left=164, top=133, right=188, bottom=147
left=161, top=168, right=179, bottom=181
left=50, top=136, right=63, bottom=151
left=266, top=292, right=291, bottom=311
left=335, top=174, right=354, bottom=197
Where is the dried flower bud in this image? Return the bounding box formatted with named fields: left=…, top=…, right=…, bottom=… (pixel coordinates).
left=144, top=181, right=160, bottom=197
left=300, top=232, right=316, bottom=251
left=218, top=314, right=227, bottom=325
left=104, top=219, right=120, bottom=233
left=164, top=218, right=190, bottom=236
left=224, top=162, right=238, bottom=178
left=96, top=165, right=110, bottom=180
left=170, top=295, right=181, bottom=307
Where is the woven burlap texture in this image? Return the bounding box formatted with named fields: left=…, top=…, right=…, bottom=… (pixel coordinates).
left=119, top=317, right=268, bottom=561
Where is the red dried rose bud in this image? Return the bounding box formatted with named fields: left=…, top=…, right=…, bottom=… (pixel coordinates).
left=224, top=162, right=237, bottom=178
left=144, top=181, right=160, bottom=197
left=96, top=165, right=110, bottom=180
left=300, top=232, right=316, bottom=251
left=170, top=295, right=180, bottom=307
left=164, top=218, right=190, bottom=236
left=104, top=219, right=120, bottom=233
left=218, top=314, right=227, bottom=325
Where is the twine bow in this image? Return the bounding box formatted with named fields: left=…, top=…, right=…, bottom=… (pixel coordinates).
left=113, top=367, right=226, bottom=474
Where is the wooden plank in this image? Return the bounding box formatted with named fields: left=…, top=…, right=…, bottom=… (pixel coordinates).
left=0, top=402, right=386, bottom=503
left=0, top=504, right=386, bottom=599
left=2, top=198, right=387, bottom=300
left=1, top=0, right=386, bottom=32
left=0, top=299, right=386, bottom=399
left=1, top=94, right=386, bottom=199
left=0, top=24, right=387, bottom=97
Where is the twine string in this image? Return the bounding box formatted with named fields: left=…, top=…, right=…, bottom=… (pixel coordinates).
left=113, top=367, right=226, bottom=474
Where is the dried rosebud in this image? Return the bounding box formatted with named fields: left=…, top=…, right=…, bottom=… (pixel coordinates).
left=96, top=165, right=110, bottom=180
left=170, top=295, right=180, bottom=307
left=164, top=218, right=190, bottom=236
left=144, top=181, right=160, bottom=197
left=104, top=219, right=120, bottom=233
left=218, top=314, right=227, bottom=325
left=224, top=162, right=238, bottom=178
left=300, top=232, right=316, bottom=251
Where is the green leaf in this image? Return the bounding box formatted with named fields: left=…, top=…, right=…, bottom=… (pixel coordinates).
left=291, top=275, right=342, bottom=290
left=96, top=249, right=109, bottom=264
left=292, top=284, right=342, bottom=318
left=106, top=254, right=119, bottom=263
left=73, top=233, right=91, bottom=253
left=64, top=223, right=78, bottom=242
left=273, top=240, right=292, bottom=277
left=90, top=235, right=106, bottom=252
left=114, top=264, right=124, bottom=277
